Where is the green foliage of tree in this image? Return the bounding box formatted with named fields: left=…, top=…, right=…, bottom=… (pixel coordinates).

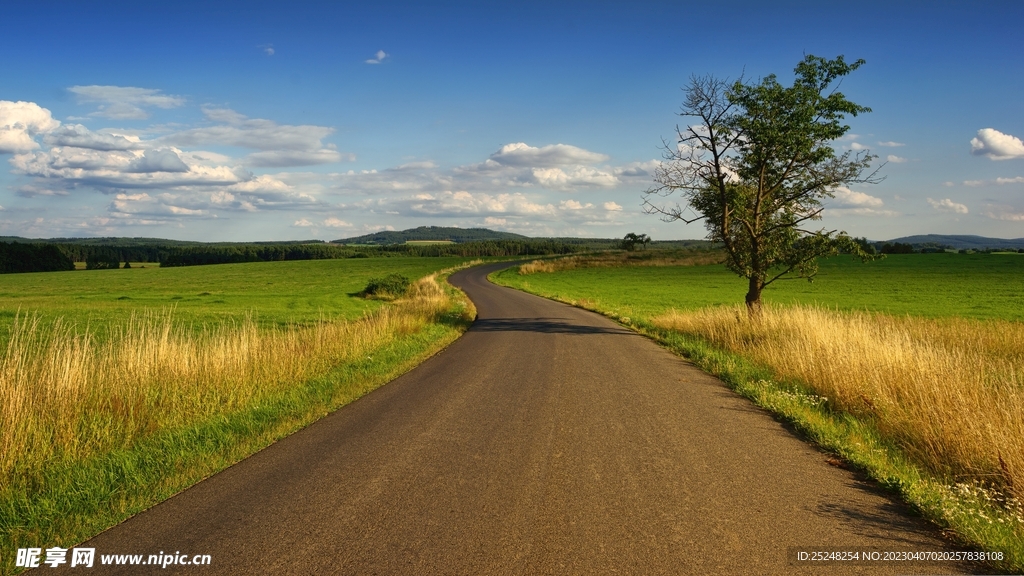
left=880, top=242, right=915, bottom=254
left=0, top=242, right=75, bottom=274
left=85, top=251, right=121, bottom=270
left=621, top=233, right=651, bottom=251
left=643, top=55, right=881, bottom=313
left=362, top=273, right=411, bottom=299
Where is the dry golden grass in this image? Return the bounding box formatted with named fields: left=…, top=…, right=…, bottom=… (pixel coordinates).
left=518, top=250, right=725, bottom=275
left=0, top=273, right=461, bottom=480
left=654, top=304, right=1024, bottom=499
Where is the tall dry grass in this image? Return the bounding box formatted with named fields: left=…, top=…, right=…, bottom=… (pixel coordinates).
left=654, top=304, right=1024, bottom=499
left=518, top=250, right=724, bottom=275
left=0, top=273, right=458, bottom=480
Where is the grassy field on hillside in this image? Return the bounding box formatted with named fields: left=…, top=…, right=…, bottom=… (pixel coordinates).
left=496, top=253, right=1024, bottom=321
left=0, top=257, right=473, bottom=336
left=494, top=252, right=1024, bottom=570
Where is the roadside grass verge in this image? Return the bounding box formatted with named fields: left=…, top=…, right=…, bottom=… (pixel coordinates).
left=492, top=263, right=1024, bottom=573
left=0, top=266, right=477, bottom=575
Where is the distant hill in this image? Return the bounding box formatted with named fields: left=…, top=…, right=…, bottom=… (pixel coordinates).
left=885, top=234, right=1024, bottom=250
left=334, top=226, right=528, bottom=245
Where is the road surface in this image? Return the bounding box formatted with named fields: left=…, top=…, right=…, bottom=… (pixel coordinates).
left=65, top=262, right=968, bottom=574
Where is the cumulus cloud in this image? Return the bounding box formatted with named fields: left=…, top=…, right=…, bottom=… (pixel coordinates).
left=43, top=124, right=141, bottom=151
left=10, top=146, right=248, bottom=189
left=293, top=218, right=314, bottom=227
left=831, top=186, right=884, bottom=208
left=0, top=101, right=61, bottom=153
left=970, top=128, right=1024, bottom=160
left=365, top=50, right=388, bottom=64
left=878, top=141, right=905, bottom=147
left=849, top=142, right=869, bottom=151
left=604, top=201, right=623, bottom=211
left=322, top=217, right=351, bottom=228
left=886, top=155, right=907, bottom=163
left=826, top=186, right=897, bottom=216
left=261, top=44, right=275, bottom=56
left=928, top=198, right=968, bottom=214
left=531, top=166, right=618, bottom=190
left=489, top=142, right=609, bottom=167
left=69, top=85, right=186, bottom=120
left=559, top=199, right=593, bottom=210
left=125, top=149, right=189, bottom=173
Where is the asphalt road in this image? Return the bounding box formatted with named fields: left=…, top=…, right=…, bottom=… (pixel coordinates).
left=63, top=262, right=969, bottom=574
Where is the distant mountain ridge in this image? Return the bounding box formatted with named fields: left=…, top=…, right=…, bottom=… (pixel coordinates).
left=885, top=234, right=1024, bottom=250
left=333, top=226, right=528, bottom=244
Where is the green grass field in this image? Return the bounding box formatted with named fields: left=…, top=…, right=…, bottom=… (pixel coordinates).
left=1, top=257, right=481, bottom=575
left=494, top=253, right=1024, bottom=321
left=0, top=257, right=473, bottom=337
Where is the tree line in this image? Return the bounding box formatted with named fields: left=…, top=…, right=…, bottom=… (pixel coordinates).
left=0, top=242, right=75, bottom=273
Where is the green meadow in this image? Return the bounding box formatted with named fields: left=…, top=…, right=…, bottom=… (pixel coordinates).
left=0, top=256, right=474, bottom=336
left=494, top=253, right=1024, bottom=321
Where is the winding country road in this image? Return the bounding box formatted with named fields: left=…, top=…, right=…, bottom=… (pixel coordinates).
left=67, top=262, right=967, bottom=574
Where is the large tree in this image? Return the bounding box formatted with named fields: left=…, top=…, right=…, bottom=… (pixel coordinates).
left=643, top=55, right=880, bottom=313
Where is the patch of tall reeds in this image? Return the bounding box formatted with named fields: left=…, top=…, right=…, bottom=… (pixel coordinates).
left=653, top=304, right=1024, bottom=502
left=0, top=272, right=465, bottom=483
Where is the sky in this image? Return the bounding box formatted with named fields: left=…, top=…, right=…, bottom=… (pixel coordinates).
left=1, top=0, right=1022, bottom=242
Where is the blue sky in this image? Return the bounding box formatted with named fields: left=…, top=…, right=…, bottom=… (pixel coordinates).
left=1, top=1, right=1022, bottom=241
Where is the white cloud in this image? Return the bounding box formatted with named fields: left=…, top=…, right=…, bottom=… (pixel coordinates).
left=886, top=155, right=907, bottom=163
left=322, top=217, right=351, bottom=228
left=489, top=142, right=608, bottom=167
left=69, top=85, right=186, bottom=120
left=163, top=107, right=346, bottom=166
left=43, top=124, right=141, bottom=151
left=293, top=219, right=314, bottom=227
left=849, top=142, right=869, bottom=151
left=970, top=128, right=1024, bottom=160
left=614, top=161, right=658, bottom=178
left=365, top=190, right=557, bottom=219
left=0, top=101, right=61, bottom=153
left=928, top=197, right=969, bottom=214
left=262, top=44, right=275, bottom=56
left=125, top=149, right=190, bottom=173
left=985, top=208, right=1024, bottom=221
left=484, top=216, right=507, bottom=226
left=826, top=186, right=897, bottom=216
left=878, top=141, right=905, bottom=147
left=10, top=146, right=248, bottom=189
left=531, top=166, right=618, bottom=190
left=965, top=176, right=1024, bottom=187
left=365, top=50, right=388, bottom=64
left=109, top=192, right=206, bottom=220
left=559, top=199, right=593, bottom=210
left=604, top=201, right=623, bottom=211
left=831, top=186, right=884, bottom=208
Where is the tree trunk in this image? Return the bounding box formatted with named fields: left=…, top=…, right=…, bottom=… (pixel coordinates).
left=745, top=276, right=762, bottom=317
